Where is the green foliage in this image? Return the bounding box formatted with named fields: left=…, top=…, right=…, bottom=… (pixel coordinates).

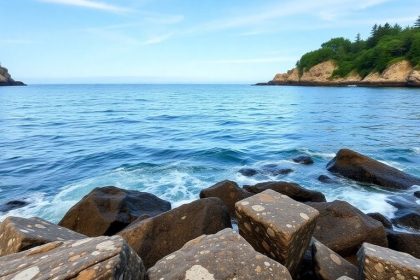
left=296, top=17, right=420, bottom=77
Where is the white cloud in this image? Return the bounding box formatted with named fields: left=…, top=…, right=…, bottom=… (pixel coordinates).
left=141, top=33, right=174, bottom=45
left=38, top=0, right=130, bottom=13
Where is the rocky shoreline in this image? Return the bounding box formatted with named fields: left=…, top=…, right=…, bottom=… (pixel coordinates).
left=0, top=148, right=419, bottom=279
left=0, top=65, right=25, bottom=86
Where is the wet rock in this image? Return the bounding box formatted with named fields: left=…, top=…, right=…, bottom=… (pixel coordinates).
left=235, top=189, right=319, bottom=275
left=0, top=200, right=28, bottom=212
left=327, top=148, right=420, bottom=190
left=0, top=235, right=145, bottom=279
left=119, top=197, right=231, bottom=269
left=59, top=186, right=171, bottom=236
left=387, top=229, right=420, bottom=258
left=318, top=175, right=336, bottom=184
left=244, top=181, right=326, bottom=202
left=199, top=180, right=252, bottom=217
left=387, top=194, right=420, bottom=230
left=307, top=200, right=388, bottom=257
left=0, top=216, right=86, bottom=256
left=312, top=239, right=358, bottom=280
left=414, top=191, right=420, bottom=198
left=147, top=228, right=292, bottom=280
left=260, top=164, right=294, bottom=176
left=293, top=155, right=314, bottom=165
left=392, top=212, right=420, bottom=231
left=358, top=242, right=420, bottom=280
left=238, top=168, right=259, bottom=177
left=367, top=212, right=393, bottom=229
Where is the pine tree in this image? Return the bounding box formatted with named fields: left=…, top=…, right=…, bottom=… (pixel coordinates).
left=415, top=16, right=420, bottom=28
left=355, top=33, right=361, bottom=42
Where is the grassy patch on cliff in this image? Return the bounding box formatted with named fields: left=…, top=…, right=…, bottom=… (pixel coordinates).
left=296, top=17, right=420, bottom=78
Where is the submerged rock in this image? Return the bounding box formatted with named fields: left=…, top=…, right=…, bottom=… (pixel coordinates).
left=118, top=197, right=231, bottom=269
left=147, top=228, right=292, bottom=280
left=327, top=148, right=420, bottom=190
left=59, top=186, right=171, bottom=236
left=238, top=168, right=258, bottom=177
left=387, top=230, right=420, bottom=258
left=0, top=235, right=145, bottom=279
left=0, top=216, right=85, bottom=256
left=317, top=175, right=336, bottom=184
left=0, top=200, right=29, bottom=212
left=293, top=155, right=314, bottom=165
left=387, top=194, right=420, bottom=230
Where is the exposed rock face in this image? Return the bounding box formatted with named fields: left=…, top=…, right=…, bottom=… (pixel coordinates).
left=118, top=197, right=231, bottom=269
left=300, top=61, right=336, bottom=83
left=312, top=239, right=358, bottom=280
left=358, top=242, right=420, bottom=280
left=147, top=228, right=292, bottom=280
left=59, top=186, right=171, bottom=236
left=244, top=181, right=326, bottom=202
left=407, top=70, right=420, bottom=86
left=327, top=148, right=420, bottom=190
left=387, top=230, right=420, bottom=258
left=0, top=66, right=25, bottom=86
left=235, top=189, right=319, bottom=275
left=307, top=200, right=388, bottom=257
left=0, top=216, right=86, bottom=256
left=0, top=236, right=145, bottom=279
left=199, top=180, right=252, bottom=217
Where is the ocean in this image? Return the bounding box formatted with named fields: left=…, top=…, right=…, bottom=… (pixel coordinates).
left=0, top=84, right=419, bottom=223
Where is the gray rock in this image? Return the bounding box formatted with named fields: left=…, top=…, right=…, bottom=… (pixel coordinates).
left=387, top=229, right=420, bottom=258
left=367, top=212, right=393, bottom=229
left=0, top=235, right=145, bottom=279
left=0, top=216, right=86, bottom=256
left=293, top=155, right=314, bottom=165
left=147, top=228, right=292, bottom=280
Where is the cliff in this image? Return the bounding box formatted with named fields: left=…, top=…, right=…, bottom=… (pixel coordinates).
left=258, top=60, right=420, bottom=87
left=0, top=65, right=25, bottom=86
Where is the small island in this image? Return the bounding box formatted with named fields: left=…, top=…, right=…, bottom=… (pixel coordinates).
left=0, top=64, right=25, bottom=86
left=258, top=18, right=420, bottom=87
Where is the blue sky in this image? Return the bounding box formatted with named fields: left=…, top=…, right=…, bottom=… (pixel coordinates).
left=1, top=0, right=419, bottom=83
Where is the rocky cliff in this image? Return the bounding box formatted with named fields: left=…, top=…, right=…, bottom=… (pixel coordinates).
left=0, top=65, right=25, bottom=86
left=259, top=60, right=420, bottom=87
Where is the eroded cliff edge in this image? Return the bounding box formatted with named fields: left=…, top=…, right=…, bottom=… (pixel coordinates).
left=0, top=65, right=25, bottom=86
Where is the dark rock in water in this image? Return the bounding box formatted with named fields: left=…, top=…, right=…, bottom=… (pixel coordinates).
left=199, top=180, right=252, bottom=217
left=386, top=229, right=420, bottom=258
left=59, top=186, right=171, bottom=237
left=312, top=239, right=358, bottom=280
left=147, top=228, right=292, bottom=280
left=238, top=168, right=258, bottom=177
left=0, top=236, right=145, bottom=279
left=387, top=194, right=420, bottom=230
left=414, top=191, right=420, bottom=198
left=244, top=181, right=326, bottom=202
left=367, top=212, right=393, bottom=229
left=260, top=164, right=294, bottom=176
left=0, top=200, right=28, bottom=212
left=293, top=155, right=314, bottom=165
left=317, top=175, right=336, bottom=184
left=327, top=148, right=420, bottom=190
left=0, top=66, right=25, bottom=86
left=392, top=212, right=420, bottom=231
left=0, top=216, right=86, bottom=257
left=306, top=200, right=388, bottom=257
left=118, top=197, right=231, bottom=269
left=272, top=168, right=294, bottom=175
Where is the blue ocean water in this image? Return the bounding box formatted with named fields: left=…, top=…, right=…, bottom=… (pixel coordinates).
left=0, top=84, right=419, bottom=223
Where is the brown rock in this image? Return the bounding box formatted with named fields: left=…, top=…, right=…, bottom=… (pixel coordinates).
left=0, top=216, right=85, bottom=256
left=293, top=155, right=314, bottom=165
left=59, top=186, right=171, bottom=236
left=327, top=149, right=420, bottom=190
left=407, top=70, right=420, bottom=86
left=387, top=229, right=420, bottom=258
left=244, top=181, right=326, bottom=202
left=118, top=197, right=231, bottom=269
left=367, top=212, right=393, bottom=229
left=392, top=212, right=420, bottom=231
left=0, top=235, right=145, bottom=279
left=235, top=189, right=319, bottom=275
left=147, top=228, right=292, bottom=280
left=358, top=242, right=420, bottom=280
left=300, top=61, right=336, bottom=83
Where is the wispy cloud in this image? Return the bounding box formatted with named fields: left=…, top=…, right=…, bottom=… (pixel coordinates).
left=38, top=0, right=130, bottom=13
left=141, top=33, right=174, bottom=45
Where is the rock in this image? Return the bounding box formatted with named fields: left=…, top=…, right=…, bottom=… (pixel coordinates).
left=147, top=228, right=292, bottom=280
left=387, top=230, right=420, bottom=258
left=59, top=186, right=171, bottom=236
left=261, top=164, right=294, bottom=176
left=392, top=212, right=420, bottom=231
left=0, top=216, right=86, bottom=256
left=317, top=175, right=336, bottom=184
left=326, top=148, right=420, bottom=190
left=235, top=189, right=319, bottom=275
left=306, top=200, right=388, bottom=257
left=367, top=212, right=393, bottom=229
left=0, top=235, right=145, bottom=279
left=272, top=168, right=294, bottom=175
left=238, top=168, right=258, bottom=177
left=407, top=70, right=420, bottom=86
left=387, top=194, right=420, bottom=230
left=357, top=242, right=420, bottom=280
left=414, top=191, right=420, bottom=198
left=300, top=61, right=336, bottom=83
left=312, top=239, right=358, bottom=280
left=199, top=180, right=252, bottom=217
left=0, top=65, right=25, bottom=86
left=119, top=197, right=231, bottom=269
left=0, top=200, right=28, bottom=212
left=244, top=181, right=326, bottom=202
left=293, top=155, right=314, bottom=165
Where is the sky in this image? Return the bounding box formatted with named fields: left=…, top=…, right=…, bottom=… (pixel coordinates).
left=0, top=0, right=419, bottom=84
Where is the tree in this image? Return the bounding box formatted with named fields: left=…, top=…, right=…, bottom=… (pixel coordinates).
left=415, top=16, right=420, bottom=28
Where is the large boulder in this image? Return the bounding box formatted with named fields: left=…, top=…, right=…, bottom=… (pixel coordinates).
left=147, top=228, right=292, bottom=280
left=235, top=189, right=319, bottom=275
left=327, top=149, right=420, bottom=190
left=59, top=186, right=171, bottom=236
left=118, top=197, right=231, bottom=269
left=307, top=200, right=388, bottom=257
left=367, top=212, right=393, bottom=229
left=358, top=242, right=420, bottom=280
left=0, top=236, right=145, bottom=279
left=387, top=230, right=420, bottom=258
left=199, top=180, right=252, bottom=216
left=244, top=181, right=326, bottom=202
left=0, top=216, right=86, bottom=256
